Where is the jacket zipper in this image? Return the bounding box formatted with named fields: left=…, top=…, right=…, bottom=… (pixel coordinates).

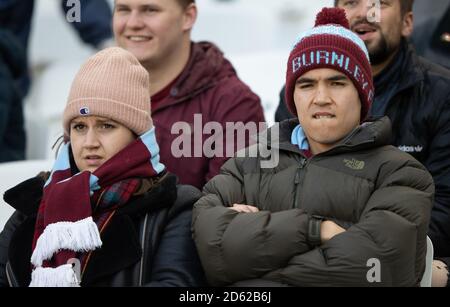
left=293, top=157, right=307, bottom=209
left=139, top=213, right=149, bottom=286
left=291, top=137, right=375, bottom=209
left=289, top=124, right=377, bottom=209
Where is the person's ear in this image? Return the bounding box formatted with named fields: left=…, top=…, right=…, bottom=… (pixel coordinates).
left=182, top=3, right=197, bottom=32
left=401, top=11, right=414, bottom=38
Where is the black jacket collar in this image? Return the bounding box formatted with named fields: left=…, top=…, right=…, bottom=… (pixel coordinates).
left=376, top=39, right=425, bottom=95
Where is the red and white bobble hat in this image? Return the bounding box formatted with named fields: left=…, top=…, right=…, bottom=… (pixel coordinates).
left=285, top=7, right=374, bottom=122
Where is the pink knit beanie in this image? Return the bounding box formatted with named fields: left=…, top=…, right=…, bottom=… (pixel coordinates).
left=63, top=47, right=152, bottom=136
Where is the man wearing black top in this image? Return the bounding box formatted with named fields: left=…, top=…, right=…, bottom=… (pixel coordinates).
left=276, top=0, right=450, bottom=287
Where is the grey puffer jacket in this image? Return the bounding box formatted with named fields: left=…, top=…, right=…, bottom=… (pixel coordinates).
left=192, top=117, right=434, bottom=287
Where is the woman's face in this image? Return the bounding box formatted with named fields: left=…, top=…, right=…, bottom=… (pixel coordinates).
left=70, top=116, right=136, bottom=172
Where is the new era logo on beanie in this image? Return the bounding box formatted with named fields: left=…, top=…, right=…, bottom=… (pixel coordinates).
left=285, top=7, right=374, bottom=122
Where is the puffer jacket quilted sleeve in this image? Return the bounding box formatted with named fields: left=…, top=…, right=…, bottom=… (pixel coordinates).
left=263, top=155, right=434, bottom=287
left=192, top=156, right=311, bottom=286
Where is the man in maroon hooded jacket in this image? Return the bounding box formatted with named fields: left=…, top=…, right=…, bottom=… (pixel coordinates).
left=113, top=0, right=265, bottom=189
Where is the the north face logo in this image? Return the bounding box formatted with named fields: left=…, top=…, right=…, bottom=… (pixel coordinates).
left=344, top=158, right=365, bottom=170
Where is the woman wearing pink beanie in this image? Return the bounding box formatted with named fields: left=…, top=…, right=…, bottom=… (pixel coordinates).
left=0, top=47, right=205, bottom=287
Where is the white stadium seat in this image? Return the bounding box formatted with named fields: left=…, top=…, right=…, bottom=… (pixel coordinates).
left=420, top=236, right=434, bottom=287
left=0, top=160, right=53, bottom=230
left=25, top=60, right=85, bottom=159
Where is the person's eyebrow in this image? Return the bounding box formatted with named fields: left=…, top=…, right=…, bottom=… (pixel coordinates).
left=140, top=4, right=160, bottom=10
left=95, top=118, right=117, bottom=124
left=70, top=120, right=84, bottom=125
left=296, top=77, right=316, bottom=84
left=115, top=3, right=129, bottom=9
left=327, top=75, right=349, bottom=82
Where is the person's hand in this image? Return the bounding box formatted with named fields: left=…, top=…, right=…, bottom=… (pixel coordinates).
left=229, top=204, right=260, bottom=213
left=432, top=260, right=449, bottom=287
left=320, top=220, right=345, bottom=243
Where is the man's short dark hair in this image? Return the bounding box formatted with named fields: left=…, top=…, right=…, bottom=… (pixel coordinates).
left=400, top=0, right=414, bottom=15
left=177, top=0, right=195, bottom=8
left=334, top=0, right=414, bottom=16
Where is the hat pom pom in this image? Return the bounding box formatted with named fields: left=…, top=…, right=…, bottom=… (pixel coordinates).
left=315, top=7, right=350, bottom=29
